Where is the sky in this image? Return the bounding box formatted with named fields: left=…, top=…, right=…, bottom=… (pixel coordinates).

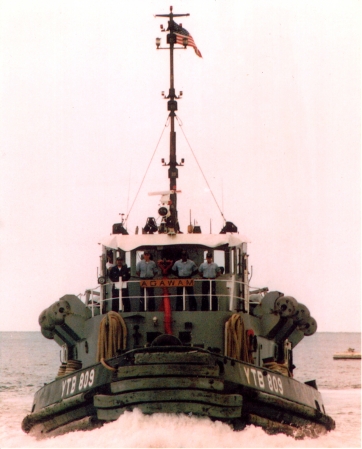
left=0, top=0, right=360, bottom=332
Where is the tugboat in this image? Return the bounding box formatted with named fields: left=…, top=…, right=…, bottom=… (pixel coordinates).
left=22, top=7, right=335, bottom=439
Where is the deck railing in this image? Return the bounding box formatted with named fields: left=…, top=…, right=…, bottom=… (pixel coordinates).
left=81, top=278, right=266, bottom=317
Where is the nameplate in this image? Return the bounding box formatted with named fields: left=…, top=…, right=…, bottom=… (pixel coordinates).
left=140, top=279, right=194, bottom=288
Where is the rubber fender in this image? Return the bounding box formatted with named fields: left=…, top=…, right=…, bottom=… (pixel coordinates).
left=38, top=308, right=55, bottom=331
left=150, top=334, right=182, bottom=347
left=298, top=316, right=317, bottom=336
left=38, top=309, right=55, bottom=339
left=275, top=296, right=298, bottom=317
left=40, top=327, right=54, bottom=339
left=48, top=300, right=70, bottom=325
left=38, top=308, right=49, bottom=328
left=293, top=303, right=310, bottom=324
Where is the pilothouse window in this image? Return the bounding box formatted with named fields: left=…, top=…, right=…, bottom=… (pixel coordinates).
left=214, top=250, right=224, bottom=270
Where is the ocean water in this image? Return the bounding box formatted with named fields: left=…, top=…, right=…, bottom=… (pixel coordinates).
left=0, top=332, right=360, bottom=448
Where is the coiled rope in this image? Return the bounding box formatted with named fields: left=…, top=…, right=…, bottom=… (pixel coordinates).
left=97, top=311, right=127, bottom=362
left=224, top=314, right=253, bottom=363
left=263, top=361, right=291, bottom=377
left=225, top=314, right=291, bottom=377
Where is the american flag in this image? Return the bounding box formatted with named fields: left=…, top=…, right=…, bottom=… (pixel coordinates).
left=172, top=21, right=202, bottom=58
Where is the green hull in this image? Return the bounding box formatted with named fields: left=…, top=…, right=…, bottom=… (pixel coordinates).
left=23, top=345, right=335, bottom=438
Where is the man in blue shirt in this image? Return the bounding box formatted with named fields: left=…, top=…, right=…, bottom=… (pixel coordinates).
left=199, top=252, right=221, bottom=311
left=172, top=250, right=198, bottom=311
left=136, top=251, right=158, bottom=311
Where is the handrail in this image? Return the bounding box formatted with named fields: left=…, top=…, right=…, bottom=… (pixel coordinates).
left=82, top=278, right=265, bottom=316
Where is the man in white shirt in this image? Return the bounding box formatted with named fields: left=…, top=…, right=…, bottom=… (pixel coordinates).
left=136, top=251, right=158, bottom=311
left=199, top=252, right=221, bottom=311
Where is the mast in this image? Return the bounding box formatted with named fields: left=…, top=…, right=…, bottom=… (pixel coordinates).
left=155, top=6, right=189, bottom=233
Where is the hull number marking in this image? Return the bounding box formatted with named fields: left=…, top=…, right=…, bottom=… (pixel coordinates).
left=243, top=367, right=284, bottom=395
left=61, top=369, right=95, bottom=398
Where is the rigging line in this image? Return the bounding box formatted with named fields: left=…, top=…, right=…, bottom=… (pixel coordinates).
left=175, top=115, right=226, bottom=222
left=125, top=116, right=170, bottom=223
left=126, top=159, right=132, bottom=227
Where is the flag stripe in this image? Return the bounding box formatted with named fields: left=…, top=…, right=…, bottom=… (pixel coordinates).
left=174, top=32, right=202, bottom=58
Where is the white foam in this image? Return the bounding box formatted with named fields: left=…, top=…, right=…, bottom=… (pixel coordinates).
left=2, top=407, right=361, bottom=449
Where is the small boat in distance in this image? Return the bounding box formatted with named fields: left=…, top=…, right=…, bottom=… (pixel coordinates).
left=333, top=348, right=361, bottom=360
left=22, top=6, right=335, bottom=439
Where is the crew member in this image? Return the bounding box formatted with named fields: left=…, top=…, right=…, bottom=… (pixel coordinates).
left=199, top=252, right=221, bottom=311
left=172, top=250, right=198, bottom=311
left=109, top=257, right=131, bottom=312
left=136, top=251, right=158, bottom=311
